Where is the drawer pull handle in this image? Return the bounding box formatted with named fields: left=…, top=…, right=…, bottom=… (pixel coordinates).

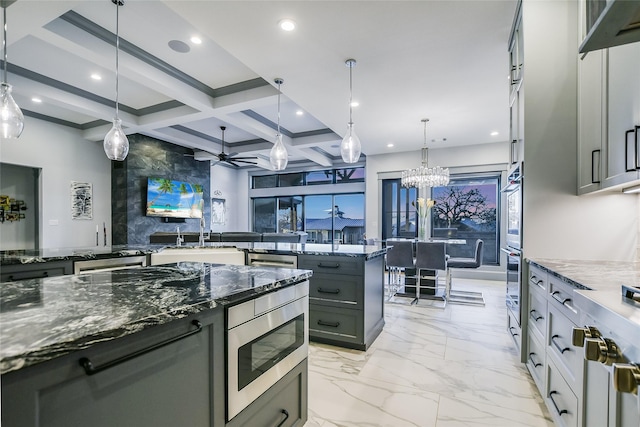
left=528, top=352, right=542, bottom=368
left=509, top=326, right=519, bottom=337
left=276, top=409, right=289, bottom=427
left=529, top=309, right=543, bottom=322
left=548, top=391, right=569, bottom=416
left=317, top=262, right=340, bottom=269
left=551, top=291, right=575, bottom=312
left=529, top=276, right=543, bottom=288
left=551, top=335, right=571, bottom=354
left=79, top=320, right=202, bottom=376
left=318, top=320, right=340, bottom=328
left=317, top=287, right=340, bottom=294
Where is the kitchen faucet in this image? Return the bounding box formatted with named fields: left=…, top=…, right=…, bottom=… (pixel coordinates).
left=176, top=226, right=184, bottom=247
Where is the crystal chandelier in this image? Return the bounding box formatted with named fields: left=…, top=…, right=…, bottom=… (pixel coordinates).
left=401, top=119, right=449, bottom=188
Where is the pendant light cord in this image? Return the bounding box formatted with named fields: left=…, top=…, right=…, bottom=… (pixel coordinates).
left=114, top=1, right=120, bottom=119
left=3, top=7, right=7, bottom=84
left=276, top=80, right=281, bottom=135
left=348, top=62, right=353, bottom=125
left=422, top=118, right=429, bottom=167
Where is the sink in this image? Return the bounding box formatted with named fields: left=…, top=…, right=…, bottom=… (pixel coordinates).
left=150, top=247, right=245, bottom=266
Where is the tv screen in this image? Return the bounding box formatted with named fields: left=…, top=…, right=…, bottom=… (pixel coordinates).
left=146, top=178, right=203, bottom=219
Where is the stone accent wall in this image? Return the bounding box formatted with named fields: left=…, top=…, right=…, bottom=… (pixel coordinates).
left=111, top=134, right=210, bottom=245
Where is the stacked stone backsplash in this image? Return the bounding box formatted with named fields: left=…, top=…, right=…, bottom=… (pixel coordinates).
left=111, top=134, right=210, bottom=245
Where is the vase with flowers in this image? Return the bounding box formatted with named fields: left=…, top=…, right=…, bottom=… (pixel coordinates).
left=412, top=197, right=435, bottom=241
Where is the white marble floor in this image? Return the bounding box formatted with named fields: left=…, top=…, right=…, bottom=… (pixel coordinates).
left=305, top=278, right=554, bottom=427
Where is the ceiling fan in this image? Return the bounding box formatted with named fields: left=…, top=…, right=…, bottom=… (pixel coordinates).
left=211, top=126, right=258, bottom=167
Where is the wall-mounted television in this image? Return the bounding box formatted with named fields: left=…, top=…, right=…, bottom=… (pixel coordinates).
left=146, top=177, right=203, bottom=219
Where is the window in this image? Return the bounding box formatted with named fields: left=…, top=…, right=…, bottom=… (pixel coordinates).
left=251, top=167, right=365, bottom=189
left=381, top=179, right=417, bottom=240
left=430, top=174, right=500, bottom=265
left=253, top=193, right=365, bottom=244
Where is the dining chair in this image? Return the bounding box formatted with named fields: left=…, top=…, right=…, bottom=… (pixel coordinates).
left=384, top=239, right=415, bottom=300
left=414, top=241, right=450, bottom=307
left=447, top=239, right=485, bottom=305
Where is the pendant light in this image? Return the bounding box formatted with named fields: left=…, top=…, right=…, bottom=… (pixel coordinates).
left=1, top=4, right=24, bottom=140
left=103, top=0, right=129, bottom=161
left=340, top=58, right=361, bottom=163
left=401, top=119, right=450, bottom=188
left=269, top=78, right=288, bottom=171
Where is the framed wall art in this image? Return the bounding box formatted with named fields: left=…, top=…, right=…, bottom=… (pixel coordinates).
left=71, top=181, right=93, bottom=220
left=211, top=197, right=226, bottom=226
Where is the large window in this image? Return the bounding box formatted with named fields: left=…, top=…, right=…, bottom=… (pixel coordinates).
left=430, top=174, right=500, bottom=265
left=381, top=174, right=500, bottom=265
left=381, top=180, right=417, bottom=239
left=252, top=167, right=364, bottom=189
left=253, top=193, right=365, bottom=244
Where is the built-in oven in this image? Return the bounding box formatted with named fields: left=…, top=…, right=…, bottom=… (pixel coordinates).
left=226, top=281, right=309, bottom=421
left=502, top=165, right=522, bottom=250
left=502, top=247, right=522, bottom=326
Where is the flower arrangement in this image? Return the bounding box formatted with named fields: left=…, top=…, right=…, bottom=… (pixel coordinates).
left=412, top=197, right=435, bottom=241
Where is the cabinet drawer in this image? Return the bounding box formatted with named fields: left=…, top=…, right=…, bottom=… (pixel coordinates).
left=507, top=309, right=522, bottom=358
left=309, top=305, right=362, bottom=342
left=528, top=285, right=547, bottom=341
left=227, top=360, right=307, bottom=427
left=309, top=274, right=360, bottom=305
left=546, top=358, right=579, bottom=427
left=1, top=260, right=73, bottom=282
left=548, top=305, right=582, bottom=390
left=548, top=277, right=579, bottom=325
left=527, top=331, right=546, bottom=393
left=298, top=255, right=362, bottom=276
left=528, top=264, right=548, bottom=292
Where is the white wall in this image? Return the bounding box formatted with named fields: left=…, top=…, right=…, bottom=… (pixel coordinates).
left=521, top=0, right=638, bottom=262
left=0, top=117, right=111, bottom=249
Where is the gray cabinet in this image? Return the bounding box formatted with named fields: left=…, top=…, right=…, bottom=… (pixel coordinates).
left=508, top=1, right=524, bottom=166
left=1, top=310, right=225, bottom=427
left=299, top=254, right=384, bottom=350
left=1, top=260, right=73, bottom=282
left=226, top=360, right=307, bottom=427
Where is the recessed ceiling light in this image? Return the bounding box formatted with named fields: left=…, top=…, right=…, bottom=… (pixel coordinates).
left=190, top=36, right=202, bottom=45
left=350, top=101, right=359, bottom=107
left=279, top=19, right=296, bottom=31
left=91, top=74, right=102, bottom=81
left=387, top=143, right=394, bottom=148
left=490, top=131, right=499, bottom=136
left=31, top=97, right=42, bottom=103
left=296, top=110, right=304, bottom=116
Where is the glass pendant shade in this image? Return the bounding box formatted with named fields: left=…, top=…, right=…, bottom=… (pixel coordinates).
left=0, top=83, right=24, bottom=139
left=341, top=123, right=361, bottom=164
left=103, top=118, right=129, bottom=161
left=270, top=133, right=288, bottom=170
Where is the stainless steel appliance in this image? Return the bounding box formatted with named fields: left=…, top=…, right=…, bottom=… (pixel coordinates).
left=503, top=165, right=522, bottom=250
left=226, top=281, right=309, bottom=421
left=502, top=247, right=522, bottom=326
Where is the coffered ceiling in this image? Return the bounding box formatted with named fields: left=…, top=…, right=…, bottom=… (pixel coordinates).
left=2, top=0, right=517, bottom=169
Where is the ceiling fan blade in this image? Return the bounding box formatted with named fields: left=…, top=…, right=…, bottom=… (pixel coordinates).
left=226, top=160, right=241, bottom=167
left=232, top=159, right=258, bottom=164
left=210, top=159, right=221, bottom=167
left=229, top=156, right=258, bottom=160
left=227, top=152, right=239, bottom=158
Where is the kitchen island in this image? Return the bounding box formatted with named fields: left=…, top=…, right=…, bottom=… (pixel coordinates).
left=0, top=263, right=312, bottom=427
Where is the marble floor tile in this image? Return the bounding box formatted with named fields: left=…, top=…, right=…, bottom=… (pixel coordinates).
left=306, top=279, right=554, bottom=427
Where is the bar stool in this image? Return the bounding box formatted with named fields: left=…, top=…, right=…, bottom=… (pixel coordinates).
left=414, top=241, right=450, bottom=307
left=384, top=239, right=415, bottom=300
left=447, top=239, right=485, bottom=305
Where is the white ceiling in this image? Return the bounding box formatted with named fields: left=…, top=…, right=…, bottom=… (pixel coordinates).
left=3, top=0, right=518, bottom=169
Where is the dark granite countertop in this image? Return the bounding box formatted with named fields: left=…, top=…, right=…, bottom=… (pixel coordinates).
left=0, top=263, right=312, bottom=375
left=0, top=245, right=157, bottom=266
left=239, top=243, right=387, bottom=260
